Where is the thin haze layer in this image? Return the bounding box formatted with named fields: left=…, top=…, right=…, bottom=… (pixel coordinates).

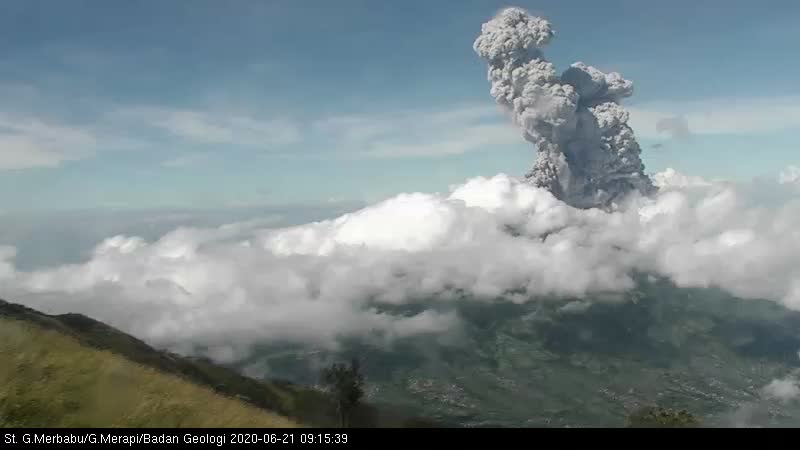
left=473, top=7, right=656, bottom=209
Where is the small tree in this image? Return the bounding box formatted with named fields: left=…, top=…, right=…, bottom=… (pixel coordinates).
left=320, top=358, right=365, bottom=428
left=626, top=406, right=701, bottom=428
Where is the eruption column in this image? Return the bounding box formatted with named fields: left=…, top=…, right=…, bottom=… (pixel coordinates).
left=473, top=7, right=656, bottom=209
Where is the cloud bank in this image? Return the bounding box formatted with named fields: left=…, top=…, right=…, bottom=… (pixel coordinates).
left=3, top=168, right=800, bottom=362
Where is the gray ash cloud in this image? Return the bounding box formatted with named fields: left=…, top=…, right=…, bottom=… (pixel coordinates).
left=474, top=7, right=656, bottom=209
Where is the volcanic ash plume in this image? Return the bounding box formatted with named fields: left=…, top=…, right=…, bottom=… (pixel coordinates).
left=474, top=7, right=656, bottom=209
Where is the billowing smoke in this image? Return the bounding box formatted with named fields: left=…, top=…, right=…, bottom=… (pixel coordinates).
left=473, top=7, right=655, bottom=209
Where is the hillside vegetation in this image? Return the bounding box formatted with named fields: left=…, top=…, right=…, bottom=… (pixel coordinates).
left=0, top=316, right=300, bottom=427
left=0, top=298, right=437, bottom=428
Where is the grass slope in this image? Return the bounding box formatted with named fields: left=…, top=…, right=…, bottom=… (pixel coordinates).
left=0, top=316, right=299, bottom=427
left=0, top=298, right=438, bottom=428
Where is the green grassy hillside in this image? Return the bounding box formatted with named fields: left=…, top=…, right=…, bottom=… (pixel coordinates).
left=0, top=298, right=437, bottom=428
left=0, top=316, right=299, bottom=427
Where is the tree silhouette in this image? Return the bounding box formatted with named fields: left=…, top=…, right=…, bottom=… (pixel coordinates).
left=320, top=358, right=365, bottom=428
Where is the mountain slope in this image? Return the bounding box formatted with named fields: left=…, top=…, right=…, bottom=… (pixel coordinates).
left=240, top=278, right=800, bottom=427
left=371, top=282, right=800, bottom=427
left=0, top=314, right=299, bottom=427
left=0, top=298, right=437, bottom=428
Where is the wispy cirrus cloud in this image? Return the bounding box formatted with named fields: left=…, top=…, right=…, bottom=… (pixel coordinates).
left=0, top=113, right=97, bottom=170
left=5, top=93, right=796, bottom=173
left=654, top=116, right=691, bottom=139
left=779, top=165, right=800, bottom=185
left=146, top=102, right=518, bottom=165
left=160, top=152, right=214, bottom=168
left=365, top=123, right=520, bottom=158
left=629, top=95, right=800, bottom=139
left=0, top=97, right=522, bottom=171
left=112, top=106, right=302, bottom=148
left=312, top=103, right=520, bottom=158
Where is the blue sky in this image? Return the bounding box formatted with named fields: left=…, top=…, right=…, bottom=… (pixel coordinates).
left=2, top=0, right=799, bottom=212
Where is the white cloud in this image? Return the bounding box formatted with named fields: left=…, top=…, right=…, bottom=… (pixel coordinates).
left=629, top=96, right=800, bottom=139
left=161, top=153, right=213, bottom=168
left=0, top=113, right=97, bottom=170
left=1, top=100, right=521, bottom=171
left=366, top=123, right=520, bottom=158
left=4, top=169, right=800, bottom=363
left=762, top=377, right=800, bottom=402
left=652, top=168, right=714, bottom=189
left=313, top=116, right=395, bottom=145
left=113, top=106, right=302, bottom=148
left=655, top=116, right=691, bottom=139
left=0, top=246, right=16, bottom=279
left=778, top=165, right=800, bottom=185
left=313, top=104, right=521, bottom=158
left=558, top=300, right=592, bottom=314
